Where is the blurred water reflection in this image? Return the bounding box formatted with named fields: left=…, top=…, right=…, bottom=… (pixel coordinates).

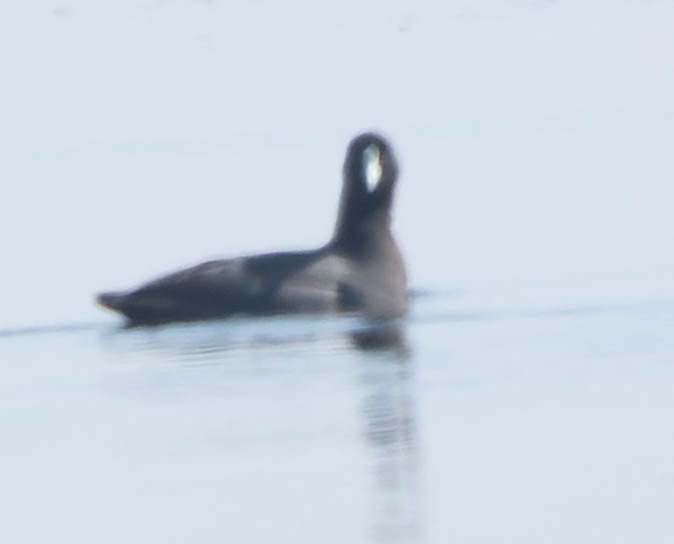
left=356, top=348, right=421, bottom=543
left=95, top=313, right=421, bottom=543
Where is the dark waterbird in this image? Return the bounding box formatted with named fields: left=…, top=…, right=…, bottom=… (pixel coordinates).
left=97, top=132, right=407, bottom=325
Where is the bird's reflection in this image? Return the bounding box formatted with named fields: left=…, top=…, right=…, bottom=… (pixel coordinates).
left=350, top=322, right=409, bottom=355
left=100, top=315, right=420, bottom=541
left=102, top=314, right=410, bottom=359
left=356, top=337, right=422, bottom=543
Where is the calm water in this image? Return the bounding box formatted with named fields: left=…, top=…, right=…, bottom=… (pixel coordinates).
left=2, top=291, right=673, bottom=543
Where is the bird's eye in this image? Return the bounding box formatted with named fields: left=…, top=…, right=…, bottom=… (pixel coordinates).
left=363, top=144, right=382, bottom=192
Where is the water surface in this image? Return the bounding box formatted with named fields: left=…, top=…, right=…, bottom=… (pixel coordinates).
left=2, top=291, right=673, bottom=543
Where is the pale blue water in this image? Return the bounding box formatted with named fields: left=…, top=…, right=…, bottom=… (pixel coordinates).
left=2, top=292, right=674, bottom=543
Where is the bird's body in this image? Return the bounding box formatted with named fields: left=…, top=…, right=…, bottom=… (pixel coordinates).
left=97, top=132, right=407, bottom=325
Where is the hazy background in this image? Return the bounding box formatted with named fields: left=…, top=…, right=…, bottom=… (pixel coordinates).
left=1, top=0, right=673, bottom=329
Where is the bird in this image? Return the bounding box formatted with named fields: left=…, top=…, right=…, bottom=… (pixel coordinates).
left=97, top=132, right=407, bottom=325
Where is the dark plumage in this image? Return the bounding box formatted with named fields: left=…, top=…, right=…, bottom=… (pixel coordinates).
left=97, top=132, right=407, bottom=325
